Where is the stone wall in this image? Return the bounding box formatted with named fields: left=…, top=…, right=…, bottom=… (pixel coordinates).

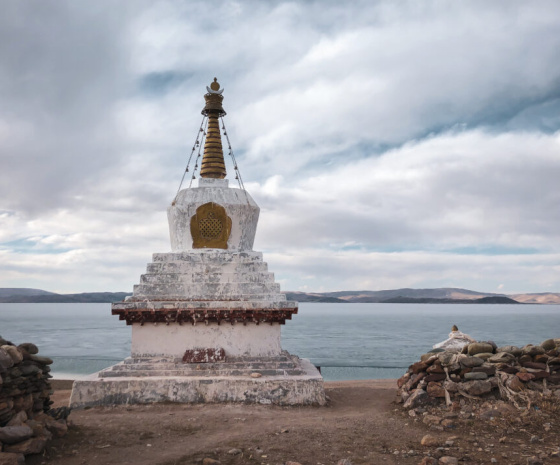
left=398, top=338, right=560, bottom=410
left=0, top=336, right=68, bottom=464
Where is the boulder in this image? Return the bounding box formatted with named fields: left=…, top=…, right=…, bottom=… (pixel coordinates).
left=522, top=361, right=547, bottom=370
left=24, top=420, right=49, bottom=439
left=17, top=344, right=38, bottom=355
left=409, top=373, right=426, bottom=390
left=426, top=362, right=445, bottom=374
left=45, top=420, right=67, bottom=438
left=19, top=365, right=41, bottom=376
left=463, top=372, right=488, bottom=381
left=530, top=371, right=549, bottom=380
left=28, top=355, right=53, bottom=365
left=398, top=373, right=411, bottom=388
left=541, top=339, right=556, bottom=351
left=522, top=344, right=545, bottom=357
left=516, top=372, right=535, bottom=382
left=3, top=436, right=47, bottom=455
left=33, top=413, right=68, bottom=437
left=534, top=354, right=549, bottom=363
left=458, top=355, right=484, bottom=368
left=497, top=365, right=519, bottom=374
left=461, top=379, right=492, bottom=396
left=0, top=452, right=25, bottom=465
left=427, top=382, right=446, bottom=398
left=0, top=426, right=33, bottom=445
left=496, top=345, right=522, bottom=357
left=425, top=373, right=446, bottom=383
left=0, top=349, right=14, bottom=370
left=403, top=389, right=429, bottom=409
left=506, top=376, right=525, bottom=392
left=437, top=352, right=456, bottom=366
left=488, top=352, right=516, bottom=364
left=472, top=364, right=496, bottom=375
left=474, top=352, right=493, bottom=361
left=6, top=411, right=27, bottom=427
left=410, top=361, right=430, bottom=374
left=467, top=343, right=494, bottom=356
left=421, top=353, right=440, bottom=362
left=443, top=380, right=459, bottom=393
left=1, top=347, right=22, bottom=365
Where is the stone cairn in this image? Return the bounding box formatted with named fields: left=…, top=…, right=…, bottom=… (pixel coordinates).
left=0, top=335, right=69, bottom=465
left=398, top=337, right=560, bottom=410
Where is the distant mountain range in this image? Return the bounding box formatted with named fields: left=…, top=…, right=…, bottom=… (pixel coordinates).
left=284, top=288, right=560, bottom=304
left=0, top=288, right=130, bottom=303
left=1, top=287, right=559, bottom=304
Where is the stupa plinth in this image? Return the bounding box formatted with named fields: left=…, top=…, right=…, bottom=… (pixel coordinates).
left=70, top=79, right=325, bottom=408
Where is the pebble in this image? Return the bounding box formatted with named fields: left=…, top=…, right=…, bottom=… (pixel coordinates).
left=202, top=459, right=221, bottom=465
left=440, top=419, right=455, bottom=428
left=227, top=448, right=242, bottom=455
left=423, top=415, right=441, bottom=426
left=250, top=372, right=262, bottom=378
left=421, top=435, right=440, bottom=447
left=438, top=457, right=458, bottom=465
left=336, top=460, right=353, bottom=465
left=418, top=458, right=438, bottom=465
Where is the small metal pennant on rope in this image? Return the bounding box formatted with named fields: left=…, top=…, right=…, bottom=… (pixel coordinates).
left=172, top=115, right=207, bottom=205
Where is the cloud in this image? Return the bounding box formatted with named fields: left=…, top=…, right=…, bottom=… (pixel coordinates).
left=252, top=130, right=560, bottom=252
left=1, top=1, right=560, bottom=294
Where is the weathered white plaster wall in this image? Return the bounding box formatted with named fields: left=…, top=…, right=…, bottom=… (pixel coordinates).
left=131, top=322, right=282, bottom=357
left=168, top=178, right=260, bottom=252
left=130, top=250, right=286, bottom=302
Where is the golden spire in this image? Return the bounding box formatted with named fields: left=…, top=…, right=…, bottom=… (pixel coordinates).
left=200, top=78, right=227, bottom=179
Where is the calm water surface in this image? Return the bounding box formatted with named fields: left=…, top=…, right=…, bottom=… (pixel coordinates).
left=0, top=303, right=558, bottom=381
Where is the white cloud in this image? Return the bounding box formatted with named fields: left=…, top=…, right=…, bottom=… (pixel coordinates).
left=1, top=1, right=560, bottom=294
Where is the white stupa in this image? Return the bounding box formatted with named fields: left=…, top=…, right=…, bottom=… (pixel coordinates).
left=70, top=79, right=325, bottom=407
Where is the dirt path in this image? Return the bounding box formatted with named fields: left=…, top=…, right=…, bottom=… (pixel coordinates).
left=29, top=380, right=430, bottom=465
left=27, top=380, right=560, bottom=465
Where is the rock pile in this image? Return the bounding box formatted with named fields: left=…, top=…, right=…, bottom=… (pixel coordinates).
left=0, top=335, right=68, bottom=464
left=398, top=338, right=560, bottom=410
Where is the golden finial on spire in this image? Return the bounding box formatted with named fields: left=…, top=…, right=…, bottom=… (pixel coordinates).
left=200, top=78, right=227, bottom=179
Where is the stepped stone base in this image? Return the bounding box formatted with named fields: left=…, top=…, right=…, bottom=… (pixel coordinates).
left=69, top=352, right=325, bottom=408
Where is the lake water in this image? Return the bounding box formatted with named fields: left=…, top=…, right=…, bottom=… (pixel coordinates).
left=1, top=303, right=558, bottom=381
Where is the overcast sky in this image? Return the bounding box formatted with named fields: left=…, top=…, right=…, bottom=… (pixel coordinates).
left=1, top=1, right=560, bottom=294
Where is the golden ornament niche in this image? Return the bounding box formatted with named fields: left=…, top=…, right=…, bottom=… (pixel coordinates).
left=190, top=202, right=232, bottom=249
